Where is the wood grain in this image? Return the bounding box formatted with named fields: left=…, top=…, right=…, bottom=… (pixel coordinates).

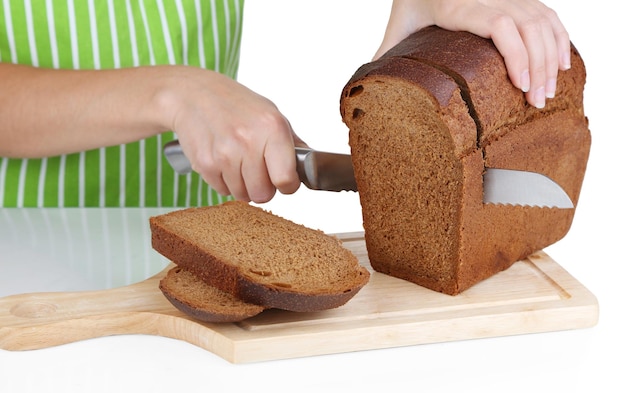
left=0, top=232, right=598, bottom=363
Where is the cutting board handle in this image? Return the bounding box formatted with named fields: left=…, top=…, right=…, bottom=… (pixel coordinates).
left=0, top=264, right=205, bottom=351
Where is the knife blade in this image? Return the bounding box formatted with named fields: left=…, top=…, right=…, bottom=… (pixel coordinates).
left=295, top=147, right=357, bottom=192
left=483, top=168, right=573, bottom=208
left=162, top=140, right=573, bottom=208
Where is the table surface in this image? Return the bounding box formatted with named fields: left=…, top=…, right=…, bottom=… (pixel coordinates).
left=1, top=1, right=624, bottom=392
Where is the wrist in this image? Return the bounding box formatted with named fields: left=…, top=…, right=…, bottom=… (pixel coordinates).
left=144, top=65, right=187, bottom=135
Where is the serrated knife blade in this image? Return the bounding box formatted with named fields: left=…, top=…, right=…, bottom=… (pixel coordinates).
left=163, top=140, right=573, bottom=208
left=483, top=168, right=573, bottom=208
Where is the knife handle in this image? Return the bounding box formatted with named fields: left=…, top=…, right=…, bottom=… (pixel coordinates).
left=164, top=140, right=312, bottom=185
left=163, top=140, right=193, bottom=175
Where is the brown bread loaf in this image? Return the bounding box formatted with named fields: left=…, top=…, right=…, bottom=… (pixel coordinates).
left=150, top=201, right=370, bottom=320
left=340, top=26, right=591, bottom=295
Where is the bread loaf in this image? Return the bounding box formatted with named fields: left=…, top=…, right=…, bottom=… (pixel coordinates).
left=340, top=26, right=591, bottom=295
left=150, top=201, right=370, bottom=321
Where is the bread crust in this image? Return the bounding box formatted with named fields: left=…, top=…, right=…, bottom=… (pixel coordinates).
left=340, top=26, right=591, bottom=295
left=159, top=267, right=266, bottom=323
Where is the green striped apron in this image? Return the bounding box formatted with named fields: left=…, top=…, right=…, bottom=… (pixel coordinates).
left=0, top=0, right=244, bottom=207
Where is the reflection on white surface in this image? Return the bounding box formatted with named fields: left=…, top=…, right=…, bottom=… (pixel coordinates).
left=0, top=196, right=363, bottom=298
left=0, top=208, right=176, bottom=297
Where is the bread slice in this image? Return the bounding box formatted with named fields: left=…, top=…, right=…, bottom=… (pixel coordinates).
left=150, top=201, right=370, bottom=317
left=159, top=267, right=266, bottom=323
left=340, top=26, right=590, bottom=295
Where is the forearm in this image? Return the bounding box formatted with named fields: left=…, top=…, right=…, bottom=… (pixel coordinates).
left=0, top=63, right=173, bottom=158
left=0, top=62, right=302, bottom=203
left=374, top=0, right=433, bottom=60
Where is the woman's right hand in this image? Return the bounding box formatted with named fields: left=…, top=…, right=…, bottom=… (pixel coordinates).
left=157, top=66, right=303, bottom=203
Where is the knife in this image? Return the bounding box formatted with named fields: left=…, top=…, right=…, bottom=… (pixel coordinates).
left=162, top=140, right=573, bottom=208
left=162, top=140, right=357, bottom=192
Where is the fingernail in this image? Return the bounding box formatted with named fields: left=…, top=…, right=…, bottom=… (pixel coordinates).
left=546, top=78, right=557, bottom=99
left=561, top=52, right=571, bottom=70
left=534, top=86, right=546, bottom=109
left=520, top=70, right=530, bottom=92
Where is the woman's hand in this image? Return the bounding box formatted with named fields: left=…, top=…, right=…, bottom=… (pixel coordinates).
left=374, top=0, right=571, bottom=109
left=158, top=67, right=302, bottom=203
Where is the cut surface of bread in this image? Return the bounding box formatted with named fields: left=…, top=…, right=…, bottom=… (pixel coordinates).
left=340, top=26, right=591, bottom=295
left=160, top=267, right=266, bottom=323
left=151, top=201, right=370, bottom=314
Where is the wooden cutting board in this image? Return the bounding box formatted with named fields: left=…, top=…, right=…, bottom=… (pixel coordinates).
left=0, top=232, right=598, bottom=363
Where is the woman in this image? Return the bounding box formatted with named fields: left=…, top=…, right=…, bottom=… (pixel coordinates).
left=0, top=0, right=570, bottom=207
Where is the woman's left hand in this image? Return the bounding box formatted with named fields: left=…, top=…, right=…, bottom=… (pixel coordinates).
left=374, top=0, right=571, bottom=109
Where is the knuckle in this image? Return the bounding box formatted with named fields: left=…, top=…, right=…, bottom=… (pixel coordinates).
left=556, top=28, right=570, bottom=45
left=192, top=151, right=218, bottom=174
left=257, top=110, right=290, bottom=137
left=274, top=174, right=300, bottom=195
left=227, top=110, right=289, bottom=152
left=517, top=12, right=552, bottom=38
left=543, top=6, right=559, bottom=24
left=250, top=186, right=276, bottom=204
left=532, top=63, right=547, bottom=78
left=210, top=146, right=233, bottom=167
left=489, top=12, right=516, bottom=34
left=545, top=59, right=559, bottom=78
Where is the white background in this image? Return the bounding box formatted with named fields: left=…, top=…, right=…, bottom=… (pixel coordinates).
left=1, top=1, right=624, bottom=392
